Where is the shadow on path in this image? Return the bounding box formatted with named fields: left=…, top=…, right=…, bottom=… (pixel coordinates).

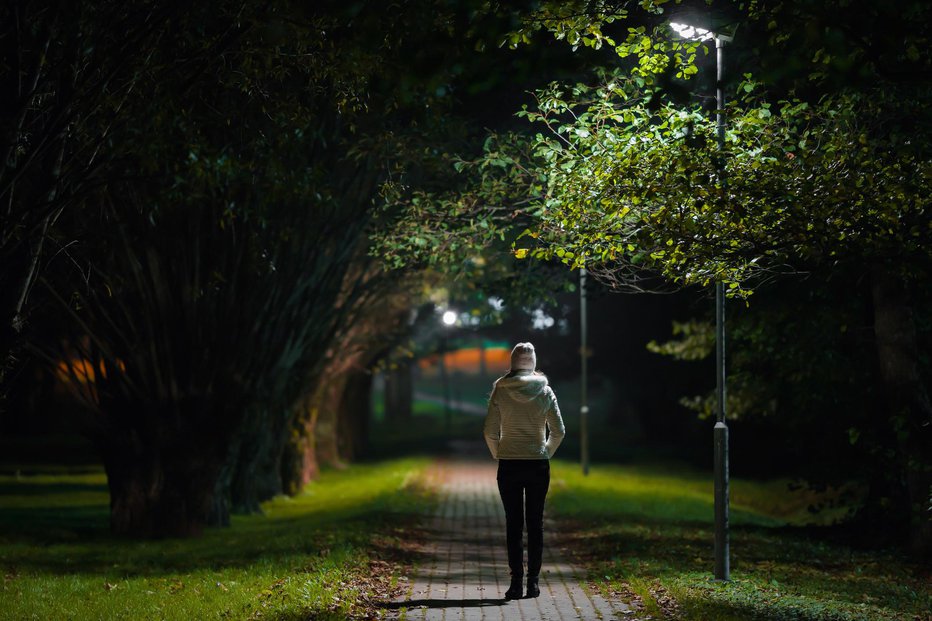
left=380, top=598, right=508, bottom=610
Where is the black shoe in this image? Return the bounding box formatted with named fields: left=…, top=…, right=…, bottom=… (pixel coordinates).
left=505, top=576, right=523, bottom=600
left=526, top=576, right=540, bottom=598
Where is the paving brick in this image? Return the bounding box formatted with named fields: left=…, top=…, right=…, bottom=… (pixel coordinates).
left=386, top=459, right=630, bottom=620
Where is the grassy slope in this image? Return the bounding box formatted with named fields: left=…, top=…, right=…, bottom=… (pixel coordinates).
left=0, top=458, right=432, bottom=621
left=548, top=461, right=930, bottom=621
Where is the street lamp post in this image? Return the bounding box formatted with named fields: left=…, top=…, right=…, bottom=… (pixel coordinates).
left=671, top=19, right=732, bottom=582
left=441, top=310, right=457, bottom=431
left=712, top=32, right=731, bottom=585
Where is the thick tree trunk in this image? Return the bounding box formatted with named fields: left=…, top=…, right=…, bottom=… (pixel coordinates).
left=281, top=390, right=322, bottom=496
left=315, top=374, right=348, bottom=468
left=103, top=427, right=226, bottom=538
left=208, top=464, right=232, bottom=528
left=224, top=406, right=293, bottom=514
left=337, top=371, right=372, bottom=461
left=871, top=268, right=932, bottom=557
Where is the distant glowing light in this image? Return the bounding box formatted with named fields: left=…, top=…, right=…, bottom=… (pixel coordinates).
left=670, top=21, right=714, bottom=41
left=531, top=308, right=555, bottom=330
left=488, top=297, right=505, bottom=311
left=442, top=310, right=457, bottom=326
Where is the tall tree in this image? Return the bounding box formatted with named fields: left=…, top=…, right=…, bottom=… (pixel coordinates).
left=0, top=1, right=250, bottom=399
left=33, top=0, right=520, bottom=535
left=35, top=0, right=380, bottom=534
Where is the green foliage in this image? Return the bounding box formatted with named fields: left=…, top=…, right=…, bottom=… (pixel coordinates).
left=550, top=461, right=930, bottom=621
left=514, top=77, right=929, bottom=295
left=378, top=1, right=932, bottom=297
left=496, top=0, right=706, bottom=81
left=647, top=320, right=714, bottom=361
left=0, top=458, right=432, bottom=620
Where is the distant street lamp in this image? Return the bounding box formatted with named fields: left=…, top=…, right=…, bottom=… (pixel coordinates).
left=671, top=16, right=734, bottom=582
left=440, top=309, right=456, bottom=430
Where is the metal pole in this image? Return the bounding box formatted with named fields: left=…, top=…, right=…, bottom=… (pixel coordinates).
left=713, top=35, right=731, bottom=582
left=580, top=267, right=590, bottom=475
left=440, top=335, right=451, bottom=431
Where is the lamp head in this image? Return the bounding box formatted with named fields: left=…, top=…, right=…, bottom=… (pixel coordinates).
left=670, top=21, right=715, bottom=42
left=669, top=12, right=737, bottom=42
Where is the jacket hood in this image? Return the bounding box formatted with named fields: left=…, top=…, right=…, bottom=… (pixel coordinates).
left=494, top=372, right=549, bottom=402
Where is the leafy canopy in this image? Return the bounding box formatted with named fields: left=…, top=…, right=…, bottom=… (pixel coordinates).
left=375, top=0, right=932, bottom=298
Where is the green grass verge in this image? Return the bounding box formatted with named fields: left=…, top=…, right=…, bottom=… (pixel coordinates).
left=0, top=458, right=433, bottom=621
left=548, top=461, right=930, bottom=621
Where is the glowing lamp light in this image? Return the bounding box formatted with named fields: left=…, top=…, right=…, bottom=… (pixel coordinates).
left=442, top=310, right=457, bottom=326
left=670, top=21, right=715, bottom=41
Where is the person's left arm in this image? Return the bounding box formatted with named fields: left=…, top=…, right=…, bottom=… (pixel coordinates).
left=544, top=387, right=565, bottom=457
left=483, top=390, right=502, bottom=459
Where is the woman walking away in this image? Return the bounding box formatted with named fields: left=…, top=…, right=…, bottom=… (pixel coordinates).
left=483, top=342, right=566, bottom=600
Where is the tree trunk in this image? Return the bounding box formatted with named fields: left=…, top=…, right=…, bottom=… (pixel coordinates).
left=281, top=389, right=322, bottom=496
left=315, top=374, right=348, bottom=468
left=384, top=360, right=412, bottom=423
left=103, top=427, right=226, bottom=538
left=871, top=268, right=932, bottom=557
left=225, top=406, right=293, bottom=514
left=337, top=371, right=372, bottom=461
left=208, top=463, right=232, bottom=528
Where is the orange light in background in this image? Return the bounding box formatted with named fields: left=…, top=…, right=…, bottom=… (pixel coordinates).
left=418, top=347, right=510, bottom=376
left=55, top=357, right=126, bottom=385
left=483, top=348, right=510, bottom=373
left=447, top=348, right=480, bottom=370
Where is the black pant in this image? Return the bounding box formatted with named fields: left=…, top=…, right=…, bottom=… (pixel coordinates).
left=496, top=459, right=550, bottom=579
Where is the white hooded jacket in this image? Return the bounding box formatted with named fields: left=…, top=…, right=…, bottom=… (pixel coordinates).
left=484, top=370, right=566, bottom=460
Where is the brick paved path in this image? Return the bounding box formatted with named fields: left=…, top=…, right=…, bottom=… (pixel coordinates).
left=386, top=458, right=630, bottom=620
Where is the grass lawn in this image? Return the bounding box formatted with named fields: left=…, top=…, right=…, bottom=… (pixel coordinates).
left=548, top=461, right=931, bottom=621
left=0, top=458, right=433, bottom=621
